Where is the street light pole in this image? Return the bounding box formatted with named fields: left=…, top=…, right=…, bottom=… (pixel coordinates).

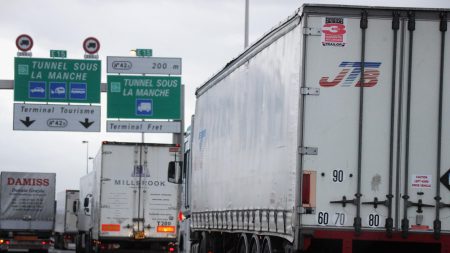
left=244, top=0, right=249, bottom=48
left=82, top=141, right=89, bottom=174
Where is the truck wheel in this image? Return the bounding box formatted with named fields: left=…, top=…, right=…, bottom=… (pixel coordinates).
left=86, top=231, right=93, bottom=253
left=250, top=235, right=261, bottom=253
left=238, top=234, right=250, bottom=253
left=75, top=234, right=82, bottom=253
left=191, top=243, right=199, bottom=253
left=53, top=234, right=59, bottom=249
left=262, top=236, right=273, bottom=253
left=199, top=232, right=214, bottom=253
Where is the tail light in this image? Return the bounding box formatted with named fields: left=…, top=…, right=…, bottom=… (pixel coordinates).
left=0, top=240, right=9, bottom=245
left=157, top=226, right=176, bottom=233
left=178, top=211, right=186, bottom=221
left=302, top=171, right=316, bottom=207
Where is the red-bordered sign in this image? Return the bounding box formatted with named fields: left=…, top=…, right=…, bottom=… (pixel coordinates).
left=83, top=37, right=100, bottom=54
left=16, top=34, right=33, bottom=52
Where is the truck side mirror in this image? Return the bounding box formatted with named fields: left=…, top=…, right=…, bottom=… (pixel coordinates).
left=168, top=161, right=182, bottom=184
left=84, top=197, right=89, bottom=208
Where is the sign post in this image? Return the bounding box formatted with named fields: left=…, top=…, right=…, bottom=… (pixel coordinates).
left=14, top=57, right=101, bottom=103
left=13, top=103, right=100, bottom=132
left=107, top=75, right=181, bottom=119
left=107, top=56, right=181, bottom=75
left=16, top=34, right=33, bottom=57
left=83, top=37, right=100, bottom=59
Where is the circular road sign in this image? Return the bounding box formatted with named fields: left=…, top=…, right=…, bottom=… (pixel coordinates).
left=83, top=37, right=100, bottom=54
left=16, top=34, right=33, bottom=52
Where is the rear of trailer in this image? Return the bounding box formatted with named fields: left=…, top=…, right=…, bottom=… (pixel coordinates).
left=54, top=190, right=79, bottom=249
left=77, top=142, right=180, bottom=253
left=0, top=172, right=55, bottom=252
left=188, top=4, right=450, bottom=253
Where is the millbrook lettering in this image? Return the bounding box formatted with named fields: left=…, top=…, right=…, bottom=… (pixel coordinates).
left=114, top=179, right=165, bottom=186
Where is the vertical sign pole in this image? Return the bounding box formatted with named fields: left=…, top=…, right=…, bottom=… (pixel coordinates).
left=244, top=0, right=250, bottom=49
left=172, top=85, right=184, bottom=147
left=142, top=119, right=145, bottom=143
left=142, top=73, right=146, bottom=144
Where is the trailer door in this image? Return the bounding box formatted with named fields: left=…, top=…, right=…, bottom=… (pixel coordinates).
left=100, top=144, right=141, bottom=238
left=300, top=10, right=398, bottom=233
left=398, top=12, right=450, bottom=236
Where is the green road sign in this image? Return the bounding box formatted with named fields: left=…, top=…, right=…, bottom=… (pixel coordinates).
left=107, top=75, right=180, bottom=119
left=50, top=50, right=67, bottom=58
left=14, top=57, right=101, bottom=103
left=136, top=49, right=152, bottom=57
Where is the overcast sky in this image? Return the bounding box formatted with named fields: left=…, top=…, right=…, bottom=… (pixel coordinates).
left=0, top=0, right=449, bottom=193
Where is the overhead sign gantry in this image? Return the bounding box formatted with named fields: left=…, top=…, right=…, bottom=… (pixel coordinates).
left=13, top=35, right=102, bottom=132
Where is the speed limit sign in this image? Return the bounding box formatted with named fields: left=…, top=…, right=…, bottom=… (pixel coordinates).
left=83, top=37, right=100, bottom=54
left=16, top=34, right=33, bottom=52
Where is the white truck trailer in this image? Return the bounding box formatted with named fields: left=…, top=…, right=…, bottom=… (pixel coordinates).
left=54, top=190, right=79, bottom=249
left=181, top=4, right=450, bottom=253
left=0, top=172, right=55, bottom=253
left=75, top=142, right=181, bottom=253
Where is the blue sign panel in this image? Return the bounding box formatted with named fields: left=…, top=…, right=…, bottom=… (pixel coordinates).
left=49, top=82, right=66, bottom=99
left=29, top=81, right=46, bottom=99
left=70, top=83, right=87, bottom=100
left=136, top=99, right=153, bottom=116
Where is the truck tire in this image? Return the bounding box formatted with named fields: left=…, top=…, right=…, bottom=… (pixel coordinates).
left=262, top=237, right=273, bottom=253
left=191, top=243, right=199, bottom=253
left=53, top=234, right=59, bottom=249
left=238, top=234, right=250, bottom=253
left=86, top=231, right=93, bottom=253
left=199, top=232, right=216, bottom=253
left=250, top=235, right=261, bottom=253
left=75, top=234, right=83, bottom=253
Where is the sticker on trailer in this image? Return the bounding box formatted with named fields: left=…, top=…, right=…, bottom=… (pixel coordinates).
left=366, top=213, right=383, bottom=228
left=411, top=174, right=432, bottom=189
left=102, top=224, right=121, bottom=232
left=317, top=211, right=347, bottom=226
left=319, top=61, right=382, bottom=87
left=321, top=17, right=347, bottom=47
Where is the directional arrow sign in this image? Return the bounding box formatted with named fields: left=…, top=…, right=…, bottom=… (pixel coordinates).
left=79, top=118, right=95, bottom=129
left=20, top=116, right=35, bottom=127
left=13, top=103, right=100, bottom=132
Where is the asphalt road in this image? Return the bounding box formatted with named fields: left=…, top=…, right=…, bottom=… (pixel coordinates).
left=49, top=247, right=75, bottom=253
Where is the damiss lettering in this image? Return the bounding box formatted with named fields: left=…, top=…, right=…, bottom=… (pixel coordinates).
left=114, top=179, right=166, bottom=186
left=7, top=177, right=49, bottom=186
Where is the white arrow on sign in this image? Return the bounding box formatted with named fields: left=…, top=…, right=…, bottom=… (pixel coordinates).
left=13, top=103, right=100, bottom=132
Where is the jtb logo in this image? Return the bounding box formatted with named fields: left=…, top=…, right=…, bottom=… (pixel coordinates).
left=320, top=62, right=381, bottom=87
